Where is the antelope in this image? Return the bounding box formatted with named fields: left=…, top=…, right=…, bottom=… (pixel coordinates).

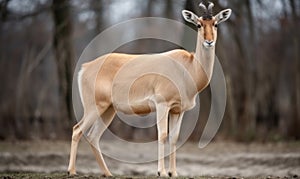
left=68, top=2, right=231, bottom=177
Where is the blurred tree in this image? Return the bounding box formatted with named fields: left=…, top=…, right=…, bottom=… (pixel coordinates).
left=289, top=0, right=300, bottom=139
left=52, top=0, right=75, bottom=136
left=91, top=0, right=106, bottom=34
left=0, top=0, right=10, bottom=20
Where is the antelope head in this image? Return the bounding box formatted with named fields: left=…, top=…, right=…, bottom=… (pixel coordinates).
left=182, top=1, right=232, bottom=48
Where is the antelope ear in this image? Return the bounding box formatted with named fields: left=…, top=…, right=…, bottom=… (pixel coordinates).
left=182, top=10, right=199, bottom=26
left=215, top=9, right=232, bottom=24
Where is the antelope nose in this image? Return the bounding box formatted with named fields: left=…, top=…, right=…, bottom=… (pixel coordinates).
left=204, top=40, right=215, bottom=47
left=206, top=40, right=213, bottom=45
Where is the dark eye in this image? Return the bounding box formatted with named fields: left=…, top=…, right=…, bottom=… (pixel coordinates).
left=197, top=24, right=201, bottom=28
left=214, top=24, right=218, bottom=28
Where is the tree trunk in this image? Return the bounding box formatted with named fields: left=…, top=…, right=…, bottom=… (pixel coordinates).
left=52, top=0, right=74, bottom=138
left=289, top=0, right=300, bottom=139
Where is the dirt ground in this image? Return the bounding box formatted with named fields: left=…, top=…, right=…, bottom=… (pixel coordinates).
left=0, top=140, right=299, bottom=179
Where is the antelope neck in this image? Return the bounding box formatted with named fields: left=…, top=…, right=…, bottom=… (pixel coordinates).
left=194, top=31, right=215, bottom=82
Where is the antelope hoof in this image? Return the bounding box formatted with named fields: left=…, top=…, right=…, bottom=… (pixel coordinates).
left=168, top=171, right=178, bottom=177
left=158, top=171, right=168, bottom=177
left=67, top=170, right=77, bottom=176
left=102, top=172, right=113, bottom=177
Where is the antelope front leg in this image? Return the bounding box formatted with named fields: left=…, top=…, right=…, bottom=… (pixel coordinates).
left=156, top=104, right=169, bottom=177
left=168, top=112, right=184, bottom=177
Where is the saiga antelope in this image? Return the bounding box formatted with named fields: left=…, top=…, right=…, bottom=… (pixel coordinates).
left=68, top=2, right=231, bottom=177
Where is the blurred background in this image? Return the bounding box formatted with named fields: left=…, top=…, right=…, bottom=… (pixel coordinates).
left=0, top=0, right=299, bottom=142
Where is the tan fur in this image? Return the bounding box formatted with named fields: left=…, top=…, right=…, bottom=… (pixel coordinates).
left=80, top=50, right=209, bottom=116
left=199, top=18, right=216, bottom=42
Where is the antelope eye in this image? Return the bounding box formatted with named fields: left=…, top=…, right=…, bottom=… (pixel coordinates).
left=197, top=24, right=201, bottom=28
left=214, top=24, right=218, bottom=28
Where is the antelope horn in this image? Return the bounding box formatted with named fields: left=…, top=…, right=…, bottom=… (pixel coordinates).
left=207, top=2, right=214, bottom=15
left=199, top=2, right=207, bottom=13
